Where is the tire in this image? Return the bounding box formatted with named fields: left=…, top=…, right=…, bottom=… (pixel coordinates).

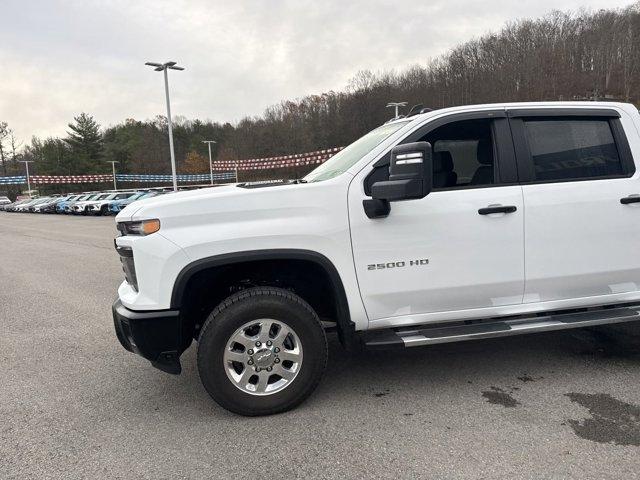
left=197, top=287, right=328, bottom=416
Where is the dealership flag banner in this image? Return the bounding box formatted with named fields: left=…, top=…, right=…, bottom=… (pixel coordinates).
left=0, top=176, right=27, bottom=185
left=30, top=175, right=114, bottom=184
left=211, top=147, right=343, bottom=171
left=116, top=173, right=235, bottom=183
left=0, top=146, right=344, bottom=185
left=0, top=173, right=235, bottom=185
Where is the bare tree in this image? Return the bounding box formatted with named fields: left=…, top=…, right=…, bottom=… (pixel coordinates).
left=0, top=122, right=11, bottom=176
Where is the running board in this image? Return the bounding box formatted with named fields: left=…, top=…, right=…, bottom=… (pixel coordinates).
left=363, top=304, right=640, bottom=349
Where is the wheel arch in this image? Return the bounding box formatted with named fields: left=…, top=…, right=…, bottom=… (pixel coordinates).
left=171, top=249, right=355, bottom=347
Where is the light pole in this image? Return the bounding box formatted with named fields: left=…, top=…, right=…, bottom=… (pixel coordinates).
left=386, top=101, right=408, bottom=119
left=145, top=61, right=185, bottom=191
left=106, top=161, right=119, bottom=190
left=202, top=140, right=217, bottom=185
left=19, top=160, right=34, bottom=197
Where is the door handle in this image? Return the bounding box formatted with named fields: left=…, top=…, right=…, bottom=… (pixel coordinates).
left=478, top=205, right=517, bottom=215
left=620, top=196, right=640, bottom=205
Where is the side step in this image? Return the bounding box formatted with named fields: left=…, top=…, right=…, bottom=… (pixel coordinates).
left=363, top=304, right=640, bottom=349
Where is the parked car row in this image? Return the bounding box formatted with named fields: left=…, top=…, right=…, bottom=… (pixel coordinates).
left=0, top=189, right=171, bottom=215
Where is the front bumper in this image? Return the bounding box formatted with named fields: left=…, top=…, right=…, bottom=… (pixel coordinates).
left=112, top=299, right=185, bottom=374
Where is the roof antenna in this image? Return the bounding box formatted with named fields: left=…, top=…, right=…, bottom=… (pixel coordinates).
left=406, top=104, right=424, bottom=117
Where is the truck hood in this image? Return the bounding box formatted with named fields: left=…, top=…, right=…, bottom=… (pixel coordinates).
left=114, top=179, right=349, bottom=226
left=116, top=185, right=237, bottom=221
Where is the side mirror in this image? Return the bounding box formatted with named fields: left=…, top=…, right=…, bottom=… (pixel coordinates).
left=371, top=142, right=433, bottom=202
left=363, top=142, right=433, bottom=219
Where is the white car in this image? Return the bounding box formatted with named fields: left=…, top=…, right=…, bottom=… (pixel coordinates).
left=83, top=192, right=136, bottom=216
left=113, top=101, right=640, bottom=416
left=71, top=193, right=110, bottom=214
left=16, top=197, right=51, bottom=212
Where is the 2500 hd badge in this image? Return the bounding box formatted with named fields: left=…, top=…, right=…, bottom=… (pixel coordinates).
left=367, top=259, right=429, bottom=270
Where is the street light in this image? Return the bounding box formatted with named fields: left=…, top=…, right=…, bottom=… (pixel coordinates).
left=19, top=160, right=34, bottom=197
left=145, top=61, right=185, bottom=191
left=386, top=101, right=408, bottom=119
left=106, top=161, right=119, bottom=190
left=202, top=140, right=217, bottom=185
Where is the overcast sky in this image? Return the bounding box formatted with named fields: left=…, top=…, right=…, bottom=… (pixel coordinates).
left=0, top=0, right=634, bottom=143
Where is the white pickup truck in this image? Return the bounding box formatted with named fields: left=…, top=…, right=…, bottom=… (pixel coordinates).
left=113, top=102, right=640, bottom=416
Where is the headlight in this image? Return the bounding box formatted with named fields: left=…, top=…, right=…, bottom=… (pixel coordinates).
left=117, top=219, right=161, bottom=236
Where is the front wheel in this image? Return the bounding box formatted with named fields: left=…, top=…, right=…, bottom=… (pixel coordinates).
left=197, top=287, right=328, bottom=416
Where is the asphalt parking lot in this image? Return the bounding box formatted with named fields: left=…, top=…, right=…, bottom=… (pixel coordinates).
left=1, top=213, right=640, bottom=479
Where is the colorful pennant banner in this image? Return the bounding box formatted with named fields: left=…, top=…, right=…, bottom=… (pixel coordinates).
left=116, top=173, right=235, bottom=183
left=211, top=147, right=343, bottom=171
left=0, top=176, right=26, bottom=185
left=0, top=146, right=344, bottom=185
left=30, top=175, right=113, bottom=185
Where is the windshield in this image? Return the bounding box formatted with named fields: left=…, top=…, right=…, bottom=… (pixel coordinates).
left=304, top=121, right=410, bottom=182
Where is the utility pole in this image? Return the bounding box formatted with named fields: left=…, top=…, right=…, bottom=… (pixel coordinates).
left=202, top=140, right=217, bottom=185
left=106, top=161, right=119, bottom=190
left=386, top=101, right=408, bottom=119
left=145, top=61, right=185, bottom=191
left=19, top=160, right=34, bottom=197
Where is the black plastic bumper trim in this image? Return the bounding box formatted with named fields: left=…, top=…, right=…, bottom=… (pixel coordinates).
left=112, top=299, right=184, bottom=375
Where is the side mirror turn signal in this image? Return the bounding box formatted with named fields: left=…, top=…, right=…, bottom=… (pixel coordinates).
left=364, top=142, right=434, bottom=219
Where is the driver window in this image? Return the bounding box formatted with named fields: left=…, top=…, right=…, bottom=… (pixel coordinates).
left=421, top=118, right=496, bottom=189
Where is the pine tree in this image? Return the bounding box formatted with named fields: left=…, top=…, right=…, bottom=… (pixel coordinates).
left=65, top=113, right=103, bottom=173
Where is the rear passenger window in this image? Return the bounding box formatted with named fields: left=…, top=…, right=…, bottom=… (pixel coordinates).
left=524, top=119, right=623, bottom=181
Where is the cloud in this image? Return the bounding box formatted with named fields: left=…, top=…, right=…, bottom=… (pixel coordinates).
left=0, top=0, right=634, bottom=143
